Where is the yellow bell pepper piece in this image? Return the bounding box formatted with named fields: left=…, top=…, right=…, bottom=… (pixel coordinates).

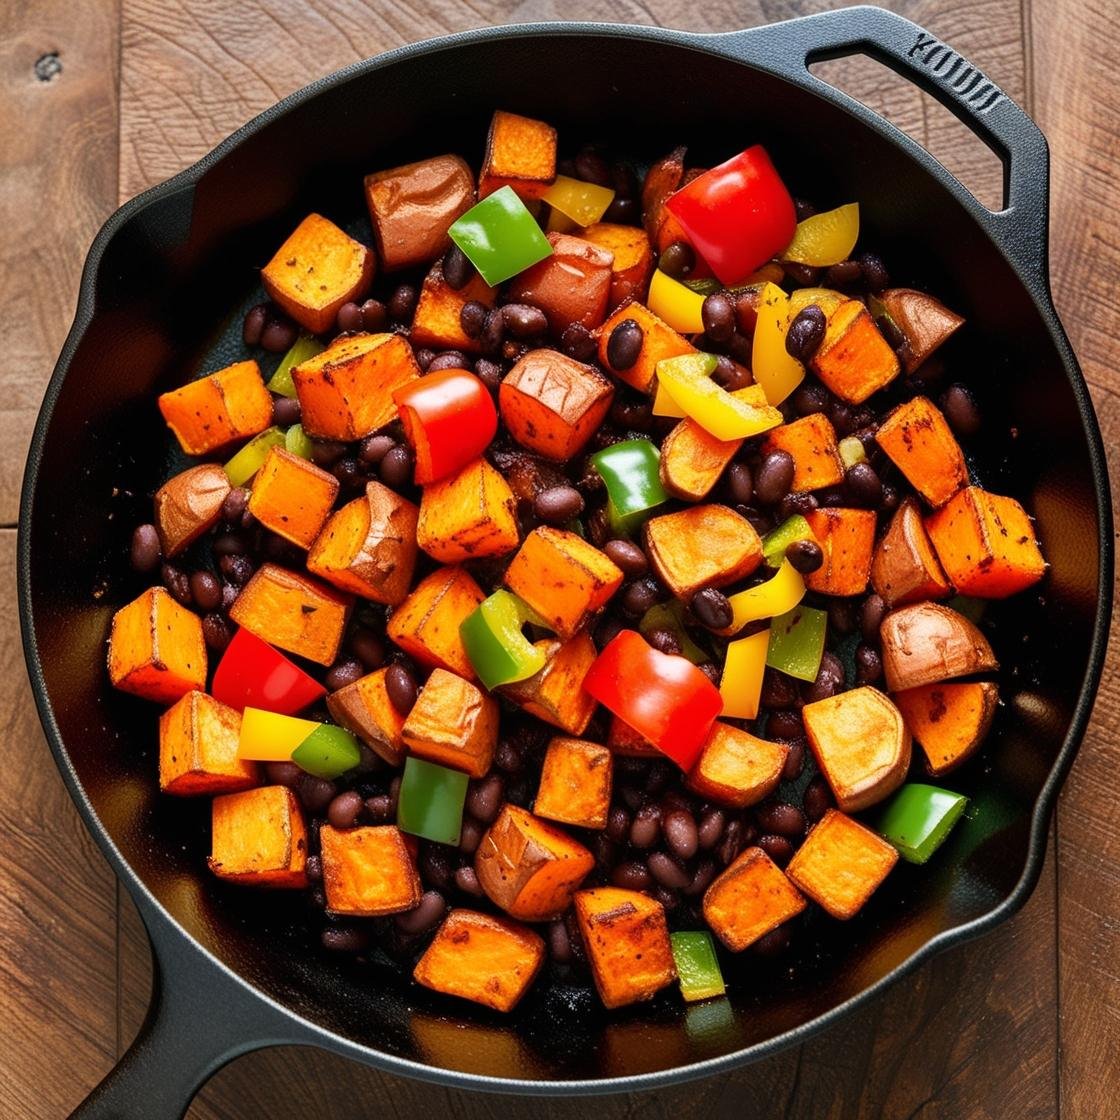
left=648, top=269, right=706, bottom=334
left=652, top=378, right=688, bottom=418
left=787, top=286, right=847, bottom=319
left=237, top=707, right=318, bottom=762
left=782, top=203, right=860, bottom=267
left=545, top=207, right=578, bottom=234
left=719, top=628, right=770, bottom=719
left=751, top=282, right=805, bottom=406
left=541, top=175, right=615, bottom=227
left=656, top=354, right=783, bottom=440
left=723, top=560, right=806, bottom=634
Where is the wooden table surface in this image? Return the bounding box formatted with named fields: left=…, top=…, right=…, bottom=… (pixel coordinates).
left=2, top=1, right=1117, bottom=1116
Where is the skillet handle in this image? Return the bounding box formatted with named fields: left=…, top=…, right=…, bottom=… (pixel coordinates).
left=718, top=5, right=1051, bottom=279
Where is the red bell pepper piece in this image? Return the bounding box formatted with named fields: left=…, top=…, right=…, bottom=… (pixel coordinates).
left=393, top=368, right=498, bottom=484
left=211, top=627, right=326, bottom=715
left=665, top=146, right=796, bottom=285
left=583, top=629, right=723, bottom=769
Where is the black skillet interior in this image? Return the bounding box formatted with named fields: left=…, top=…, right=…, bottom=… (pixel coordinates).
left=23, top=15, right=1106, bottom=1088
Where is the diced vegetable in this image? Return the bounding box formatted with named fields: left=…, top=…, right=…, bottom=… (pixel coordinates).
left=644, top=503, right=763, bottom=600
left=229, top=563, right=351, bottom=667
left=670, top=931, right=726, bottom=1002
left=476, top=804, right=594, bottom=921
left=290, top=723, right=361, bottom=779
left=810, top=299, right=901, bottom=404
left=893, top=681, right=999, bottom=776
left=413, top=260, right=497, bottom=354
left=247, top=446, right=340, bottom=549
left=387, top=565, right=485, bottom=679
left=875, top=396, right=968, bottom=508
left=647, top=268, right=705, bottom=333
left=782, top=203, right=859, bottom=267
left=542, top=174, right=615, bottom=226
left=656, top=354, right=783, bottom=440
left=765, top=605, right=827, bottom=682
left=804, top=507, right=877, bottom=596
left=880, top=602, right=997, bottom=692
left=320, top=824, right=421, bottom=916
left=326, top=667, right=407, bottom=766
left=460, top=589, right=549, bottom=691
left=159, top=691, right=258, bottom=796
left=802, top=686, right=911, bottom=812
left=236, top=707, right=319, bottom=762
left=267, top=335, right=324, bottom=398
left=159, top=360, right=272, bottom=456
left=534, top=736, right=613, bottom=830
left=761, top=413, right=844, bottom=493
left=658, top=411, right=744, bottom=501
left=874, top=288, right=964, bottom=374
left=876, top=783, right=969, bottom=864
left=284, top=422, right=314, bottom=460
left=606, top=714, right=660, bottom=758
left=641, top=146, right=687, bottom=250
left=639, top=599, right=709, bottom=665
left=211, top=627, right=325, bottom=715
left=702, top=847, right=807, bottom=950
left=575, top=887, right=676, bottom=1009
left=720, top=560, right=805, bottom=634
left=416, top=457, right=519, bottom=563
left=108, top=587, right=207, bottom=704
left=208, top=785, right=308, bottom=888
left=479, top=110, right=558, bottom=200
left=597, top=300, right=697, bottom=393
left=154, top=464, right=231, bottom=556
left=718, top=629, right=769, bottom=719
left=786, top=809, right=898, bottom=919
left=414, top=909, right=546, bottom=1012
left=787, top=286, right=847, bottom=319
left=500, top=633, right=598, bottom=735
left=838, top=435, right=865, bottom=468
left=223, top=426, right=286, bottom=487
left=261, top=213, right=374, bottom=334
left=870, top=497, right=952, bottom=608
left=925, top=486, right=1047, bottom=598
left=582, top=222, right=655, bottom=308
left=307, top=480, right=419, bottom=605
left=448, top=186, right=553, bottom=286
left=509, top=232, right=614, bottom=332
left=761, top=515, right=815, bottom=569
left=401, top=667, right=499, bottom=778
left=397, top=756, right=469, bottom=845
left=590, top=438, right=669, bottom=535
left=583, top=630, right=723, bottom=770
left=751, top=282, right=805, bottom=405
left=686, top=722, right=786, bottom=808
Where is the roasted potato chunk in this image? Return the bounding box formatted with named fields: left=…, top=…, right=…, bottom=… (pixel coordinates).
left=154, top=463, right=231, bottom=557
left=401, top=668, right=499, bottom=778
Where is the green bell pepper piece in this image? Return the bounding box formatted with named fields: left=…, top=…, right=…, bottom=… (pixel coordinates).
left=670, top=931, right=727, bottom=1002
left=766, top=605, right=827, bottom=682
left=639, top=600, right=709, bottom=665
left=683, top=277, right=723, bottom=297
left=460, top=590, right=549, bottom=691
left=290, top=724, right=361, bottom=779
left=397, top=756, right=469, bottom=846
left=590, top=438, right=669, bottom=536
left=267, top=334, right=324, bottom=398
left=224, top=427, right=286, bottom=487
left=877, top=783, right=968, bottom=864
left=761, top=515, right=815, bottom=568
left=284, top=423, right=314, bottom=460
left=448, top=186, right=553, bottom=286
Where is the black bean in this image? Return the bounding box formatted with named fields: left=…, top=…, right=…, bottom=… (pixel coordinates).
left=701, top=293, right=735, bottom=342
left=825, top=259, right=863, bottom=287
left=859, top=593, right=887, bottom=642
left=442, top=243, right=472, bottom=290
left=560, top=321, right=597, bottom=362
left=325, top=658, right=364, bottom=692
left=610, top=395, right=653, bottom=431
left=942, top=383, right=981, bottom=436
left=604, top=195, right=638, bottom=223
left=752, top=924, right=791, bottom=957
left=845, top=462, right=883, bottom=507
left=621, top=577, right=663, bottom=618
left=647, top=851, right=690, bottom=890
left=458, top=817, right=483, bottom=854
left=606, top=318, right=643, bottom=371
left=612, top=860, right=653, bottom=891
left=754, top=450, right=796, bottom=505
left=321, top=926, right=369, bottom=954
left=428, top=351, right=470, bottom=374
left=130, top=524, right=161, bottom=572
left=502, top=303, right=549, bottom=338
left=645, top=627, right=681, bottom=655
left=660, top=788, right=691, bottom=814
left=717, top=818, right=744, bottom=866
left=755, top=801, right=806, bottom=839
left=220, top=582, right=240, bottom=612
left=466, top=774, right=504, bottom=824
left=310, top=439, right=347, bottom=467
left=265, top=761, right=302, bottom=788
left=859, top=252, right=890, bottom=293
left=782, top=260, right=820, bottom=287
left=829, top=400, right=855, bottom=435
left=414, top=348, right=435, bottom=372
left=712, top=354, right=752, bottom=391
left=630, top=804, right=661, bottom=848
left=548, top=919, right=573, bottom=963
left=299, top=775, right=337, bottom=814
left=396, top=889, right=447, bottom=935
left=242, top=303, right=268, bottom=346
left=332, top=457, right=363, bottom=490
left=474, top=357, right=504, bottom=390
left=785, top=305, right=827, bottom=362
left=385, top=664, right=417, bottom=715
left=785, top=538, right=824, bottom=574
left=574, top=148, right=612, bottom=187
left=271, top=395, right=301, bottom=427
left=690, top=587, right=733, bottom=631
left=782, top=740, right=805, bottom=781
left=606, top=804, right=631, bottom=844
left=189, top=571, right=221, bottom=611
left=494, top=739, right=524, bottom=773
left=219, top=554, right=254, bottom=586
left=213, top=532, right=248, bottom=557
left=480, top=308, right=505, bottom=355
left=881, top=483, right=900, bottom=513
left=260, top=317, right=298, bottom=353
left=593, top=832, right=618, bottom=869
left=759, top=669, right=798, bottom=710
left=855, top=642, right=883, bottom=684
left=803, top=651, right=845, bottom=704
left=758, top=833, right=794, bottom=865
left=767, top=709, right=804, bottom=742
left=534, top=485, right=584, bottom=526
left=779, top=491, right=819, bottom=520
left=388, top=284, right=418, bottom=321
left=794, top=197, right=817, bottom=222
left=696, top=808, right=725, bottom=851
left=201, top=612, right=232, bottom=652
left=725, top=462, right=753, bottom=506
left=379, top=445, right=413, bottom=490
left=803, top=777, right=833, bottom=822
left=828, top=598, right=858, bottom=635
left=356, top=435, right=392, bottom=466
left=603, top=538, right=647, bottom=577
left=585, top=505, right=609, bottom=547
left=336, top=301, right=363, bottom=333
left=327, top=790, right=365, bottom=830
left=160, top=563, right=192, bottom=605
left=659, top=241, right=695, bottom=279
left=420, top=845, right=453, bottom=890
left=454, top=865, right=483, bottom=897
left=663, top=809, right=699, bottom=860
left=792, top=381, right=831, bottom=417
left=365, top=793, right=393, bottom=823
left=458, top=300, right=488, bottom=340
left=726, top=331, right=754, bottom=366
left=360, top=299, right=388, bottom=332
left=502, top=340, right=529, bottom=364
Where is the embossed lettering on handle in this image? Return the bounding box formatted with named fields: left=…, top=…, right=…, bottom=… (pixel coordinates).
left=907, top=32, right=1003, bottom=113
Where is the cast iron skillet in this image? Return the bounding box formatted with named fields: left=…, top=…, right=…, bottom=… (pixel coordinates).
left=18, top=7, right=1112, bottom=1118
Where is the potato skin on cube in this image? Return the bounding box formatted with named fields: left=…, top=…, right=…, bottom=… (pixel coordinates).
left=320, top=824, right=421, bottom=917
left=508, top=233, right=614, bottom=333
left=534, top=737, right=613, bottom=830
left=870, top=497, right=952, bottom=608
left=401, top=668, right=499, bottom=779
left=208, top=785, right=308, bottom=888
left=702, top=847, right=807, bottom=951
left=582, top=222, right=655, bottom=309
left=387, top=565, right=485, bottom=680
left=248, top=447, right=340, bottom=550
left=879, top=602, right=998, bottom=692
left=644, top=504, right=763, bottom=600
left=500, top=634, right=598, bottom=736
left=326, top=667, right=407, bottom=766
left=686, top=722, right=787, bottom=809
left=416, top=457, right=519, bottom=563
left=659, top=414, right=744, bottom=501
left=479, top=110, right=558, bottom=200
left=159, top=690, right=258, bottom=796
left=158, top=359, right=272, bottom=456
left=154, top=464, right=231, bottom=557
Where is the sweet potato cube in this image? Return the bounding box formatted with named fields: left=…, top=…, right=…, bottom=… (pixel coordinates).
left=582, top=222, right=655, bottom=310
left=307, top=480, right=418, bottom=605
left=761, top=413, right=844, bottom=493
left=261, top=213, right=374, bottom=334
left=208, top=785, right=308, bottom=888
left=686, top=723, right=787, bottom=809
left=500, top=348, right=614, bottom=461
left=476, top=804, right=594, bottom=921
left=364, top=154, right=476, bottom=272
left=504, top=527, right=623, bottom=639
left=803, top=686, right=911, bottom=812
left=659, top=415, right=743, bottom=501
left=644, top=504, right=763, bottom=600
left=804, top=507, right=876, bottom=596
left=596, top=300, right=696, bottom=393
left=641, top=146, right=686, bottom=249
left=810, top=299, right=901, bottom=404
left=387, top=565, right=485, bottom=679
left=925, top=485, right=1046, bottom=598
left=159, top=690, right=258, bottom=796
left=534, top=737, right=612, bottom=829
left=787, top=809, right=898, bottom=919
left=508, top=233, right=614, bottom=332
left=228, top=563, right=351, bottom=666
left=320, top=824, right=421, bottom=917
left=416, top=457, right=519, bottom=563
left=606, top=714, right=660, bottom=758
left=480, top=110, right=557, bottom=200
left=326, top=667, right=407, bottom=766
left=248, top=447, right=339, bottom=549
left=401, top=668, right=499, bottom=778
left=871, top=497, right=952, bottom=607
left=414, top=909, right=545, bottom=1012
left=894, top=680, right=999, bottom=776
left=574, top=887, right=675, bottom=1009
left=108, top=587, right=207, bottom=704
left=702, top=847, right=807, bottom=951
left=500, top=634, right=598, bottom=735
left=876, top=396, right=969, bottom=507
left=158, top=359, right=272, bottom=455
left=154, top=464, right=231, bottom=557
left=293, top=332, right=420, bottom=441
left=410, top=260, right=497, bottom=354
